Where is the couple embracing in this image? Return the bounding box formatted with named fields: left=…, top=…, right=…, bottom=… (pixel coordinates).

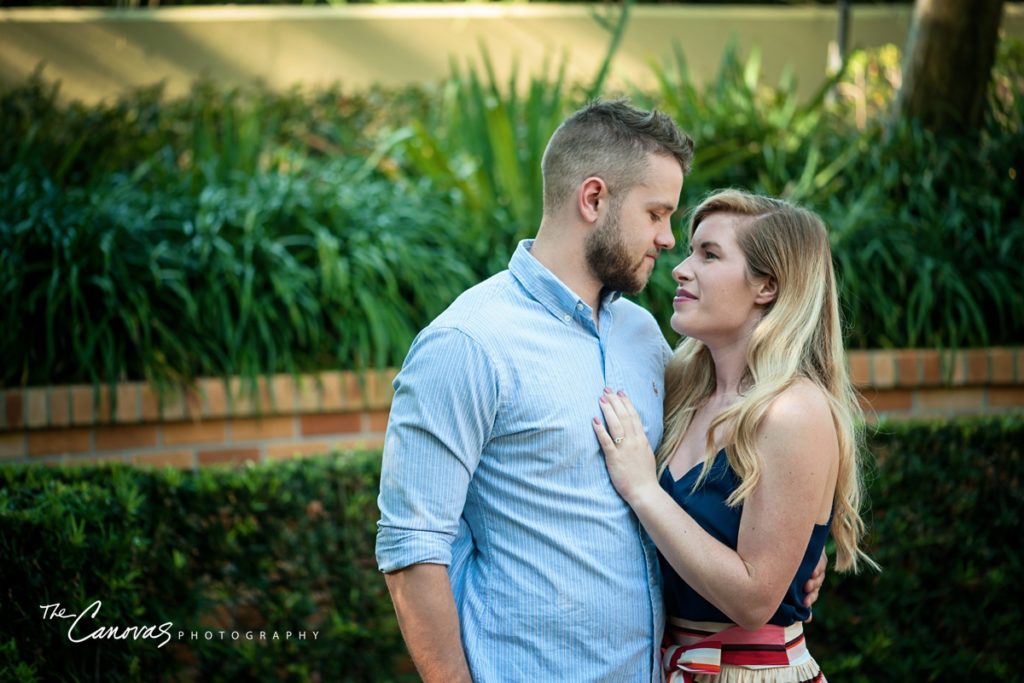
left=376, top=99, right=874, bottom=683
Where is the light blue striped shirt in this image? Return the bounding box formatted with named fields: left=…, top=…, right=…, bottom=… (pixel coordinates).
left=376, top=240, right=671, bottom=682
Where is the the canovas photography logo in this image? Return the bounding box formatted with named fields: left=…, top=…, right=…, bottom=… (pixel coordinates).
left=40, top=601, right=319, bottom=649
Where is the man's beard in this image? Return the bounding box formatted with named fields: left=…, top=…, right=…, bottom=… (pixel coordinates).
left=584, top=208, right=649, bottom=295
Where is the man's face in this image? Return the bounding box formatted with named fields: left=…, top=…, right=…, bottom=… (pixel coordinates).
left=585, top=153, right=683, bottom=294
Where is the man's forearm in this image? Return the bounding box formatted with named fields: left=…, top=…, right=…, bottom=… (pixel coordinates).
left=384, top=563, right=472, bottom=683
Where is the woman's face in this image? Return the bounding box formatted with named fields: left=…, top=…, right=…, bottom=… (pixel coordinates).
left=669, top=212, right=772, bottom=344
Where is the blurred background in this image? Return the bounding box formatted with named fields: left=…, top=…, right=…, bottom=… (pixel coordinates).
left=1, top=1, right=1022, bottom=681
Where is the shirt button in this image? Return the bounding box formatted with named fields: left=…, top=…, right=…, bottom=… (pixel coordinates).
left=576, top=302, right=584, bottom=310
left=563, top=314, right=571, bottom=323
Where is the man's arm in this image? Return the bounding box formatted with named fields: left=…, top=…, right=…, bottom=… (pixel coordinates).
left=376, top=326, right=500, bottom=680
left=802, top=549, right=827, bottom=622
left=385, top=564, right=471, bottom=683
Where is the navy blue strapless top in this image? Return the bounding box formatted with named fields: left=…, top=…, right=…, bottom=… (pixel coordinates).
left=658, top=449, right=831, bottom=626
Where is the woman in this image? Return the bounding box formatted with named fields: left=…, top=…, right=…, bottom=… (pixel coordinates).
left=592, top=189, right=876, bottom=682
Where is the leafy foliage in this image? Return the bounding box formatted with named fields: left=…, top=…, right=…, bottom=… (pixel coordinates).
left=631, top=41, right=1024, bottom=350
left=2, top=41, right=1022, bottom=389
left=1, top=417, right=1021, bottom=681
left=1, top=148, right=473, bottom=388
left=0, top=451, right=414, bottom=683
left=815, top=416, right=1024, bottom=679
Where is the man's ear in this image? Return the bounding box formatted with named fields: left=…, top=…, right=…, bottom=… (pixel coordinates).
left=754, top=276, right=778, bottom=306
left=577, top=176, right=608, bottom=224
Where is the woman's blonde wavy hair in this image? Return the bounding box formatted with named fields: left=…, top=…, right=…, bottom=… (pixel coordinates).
left=657, top=189, right=876, bottom=573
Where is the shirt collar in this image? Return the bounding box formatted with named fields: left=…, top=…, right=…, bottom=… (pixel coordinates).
left=508, top=239, right=622, bottom=325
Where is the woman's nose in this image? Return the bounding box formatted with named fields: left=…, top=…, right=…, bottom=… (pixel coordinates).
left=672, top=257, right=693, bottom=283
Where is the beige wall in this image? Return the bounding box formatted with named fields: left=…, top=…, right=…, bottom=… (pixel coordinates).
left=2, top=4, right=1022, bottom=104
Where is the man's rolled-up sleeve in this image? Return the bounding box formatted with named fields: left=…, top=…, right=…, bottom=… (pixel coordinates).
left=375, top=326, right=499, bottom=573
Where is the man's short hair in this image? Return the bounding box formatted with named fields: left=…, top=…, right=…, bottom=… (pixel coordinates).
left=541, top=99, right=694, bottom=214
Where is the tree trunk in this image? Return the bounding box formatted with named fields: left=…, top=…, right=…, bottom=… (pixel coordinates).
left=895, top=0, right=1005, bottom=134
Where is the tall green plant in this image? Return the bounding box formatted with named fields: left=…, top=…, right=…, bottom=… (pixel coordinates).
left=638, top=39, right=855, bottom=203
left=633, top=42, right=1023, bottom=350
left=825, top=116, right=1024, bottom=350
left=392, top=48, right=571, bottom=275
left=389, top=0, right=633, bottom=276
left=629, top=41, right=856, bottom=334
left=0, top=158, right=476, bottom=388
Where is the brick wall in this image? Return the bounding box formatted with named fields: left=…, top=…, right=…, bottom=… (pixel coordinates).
left=1, top=348, right=1022, bottom=468
left=0, top=371, right=395, bottom=468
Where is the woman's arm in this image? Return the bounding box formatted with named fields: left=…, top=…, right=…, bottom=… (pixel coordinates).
left=593, top=383, right=837, bottom=630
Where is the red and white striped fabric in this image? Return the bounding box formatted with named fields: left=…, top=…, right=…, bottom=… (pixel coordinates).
left=662, top=617, right=826, bottom=683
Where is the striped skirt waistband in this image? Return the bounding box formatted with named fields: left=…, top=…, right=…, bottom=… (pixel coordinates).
left=662, top=617, right=822, bottom=683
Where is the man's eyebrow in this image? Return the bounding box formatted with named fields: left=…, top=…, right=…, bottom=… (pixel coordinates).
left=647, top=202, right=677, bottom=213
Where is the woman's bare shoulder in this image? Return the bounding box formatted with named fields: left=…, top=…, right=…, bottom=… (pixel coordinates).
left=759, top=378, right=837, bottom=459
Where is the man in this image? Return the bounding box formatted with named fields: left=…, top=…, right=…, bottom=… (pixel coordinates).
left=376, top=100, right=820, bottom=682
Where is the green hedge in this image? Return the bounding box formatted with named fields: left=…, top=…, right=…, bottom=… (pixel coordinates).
left=816, top=415, right=1024, bottom=679
left=0, top=416, right=1021, bottom=680
left=0, top=452, right=414, bottom=683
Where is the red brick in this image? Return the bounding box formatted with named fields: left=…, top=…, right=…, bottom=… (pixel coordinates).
left=870, top=352, right=896, bottom=388
left=847, top=352, right=870, bottom=387
left=71, top=386, right=95, bottom=426
left=301, top=413, right=362, bottom=436
left=5, top=390, right=23, bottom=429
left=161, top=390, right=186, bottom=421
left=320, top=372, right=345, bottom=411
left=0, top=433, right=26, bottom=459
left=230, top=377, right=271, bottom=417
left=966, top=350, right=989, bottom=384
left=894, top=350, right=920, bottom=386
left=920, top=351, right=942, bottom=386
left=946, top=351, right=968, bottom=386
left=116, top=383, right=139, bottom=423
left=185, top=387, right=203, bottom=420
left=95, top=425, right=159, bottom=451
left=989, top=348, right=1016, bottom=384
left=860, top=389, right=914, bottom=412
left=368, top=409, right=390, bottom=433
left=50, top=387, right=71, bottom=427
left=29, top=428, right=93, bottom=456
left=343, top=371, right=363, bottom=407
left=198, top=447, right=259, bottom=467
left=917, top=388, right=985, bottom=413
left=266, top=441, right=331, bottom=461
left=989, top=388, right=1024, bottom=408
left=295, top=375, right=321, bottom=412
left=141, top=384, right=162, bottom=421
left=231, top=416, right=294, bottom=441
left=96, top=386, right=114, bottom=423
left=26, top=389, right=47, bottom=428
left=163, top=420, right=227, bottom=446
left=201, top=378, right=229, bottom=418
left=366, top=369, right=397, bottom=408
left=270, top=375, right=297, bottom=412
left=132, top=450, right=195, bottom=469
